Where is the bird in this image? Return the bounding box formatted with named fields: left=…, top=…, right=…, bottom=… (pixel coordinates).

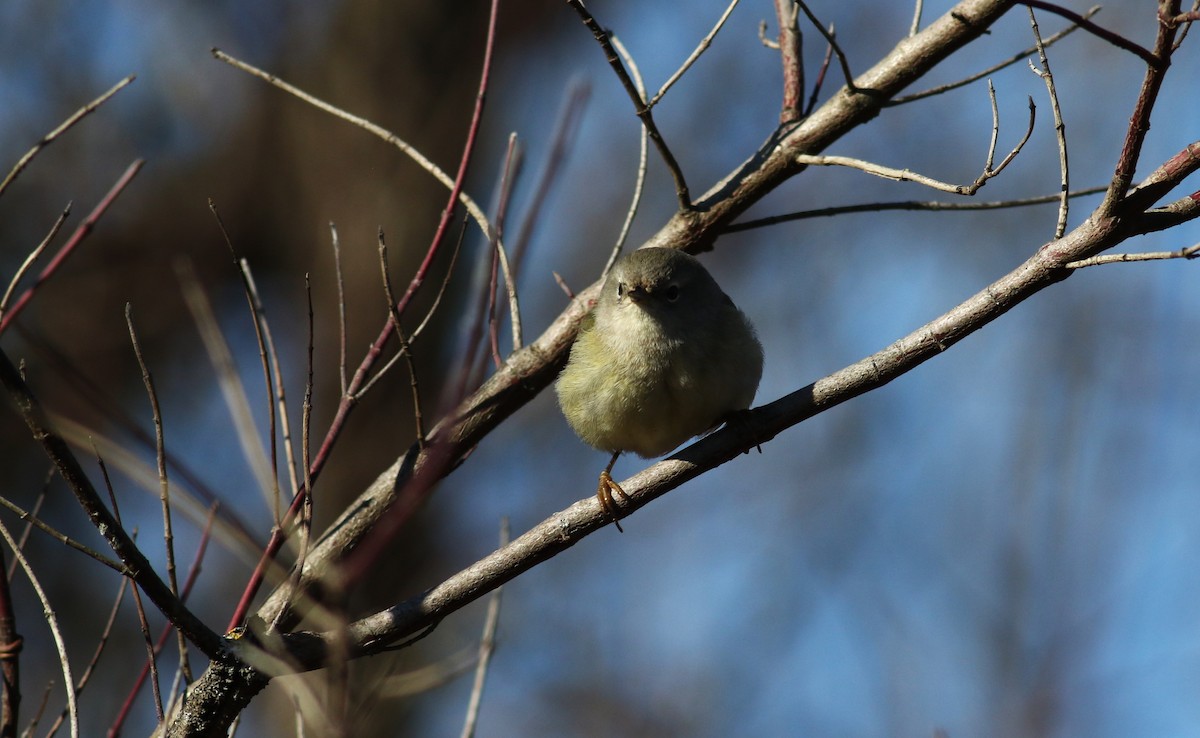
left=556, top=247, right=763, bottom=531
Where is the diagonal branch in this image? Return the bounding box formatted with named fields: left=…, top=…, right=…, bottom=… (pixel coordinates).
left=565, top=0, right=692, bottom=209
left=0, top=347, right=226, bottom=660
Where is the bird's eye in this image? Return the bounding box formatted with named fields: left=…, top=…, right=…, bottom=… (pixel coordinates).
left=616, top=283, right=625, bottom=298
left=664, top=284, right=680, bottom=302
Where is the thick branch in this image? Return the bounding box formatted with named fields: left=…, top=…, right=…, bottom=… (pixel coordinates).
left=282, top=199, right=1136, bottom=664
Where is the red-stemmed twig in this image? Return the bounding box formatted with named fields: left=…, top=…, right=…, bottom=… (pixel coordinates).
left=775, top=0, right=804, bottom=124
left=0, top=160, right=143, bottom=336
left=226, top=0, right=503, bottom=633
left=1100, top=0, right=1181, bottom=216
left=1021, top=0, right=1161, bottom=66
left=108, top=504, right=218, bottom=737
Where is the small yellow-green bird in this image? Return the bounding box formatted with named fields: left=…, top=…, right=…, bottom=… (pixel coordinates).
left=556, top=247, right=764, bottom=530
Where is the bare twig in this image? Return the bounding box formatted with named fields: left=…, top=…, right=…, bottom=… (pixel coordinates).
left=805, top=24, right=836, bottom=117
left=44, top=578, right=129, bottom=738
left=724, top=186, right=1107, bottom=232
left=210, top=50, right=498, bottom=246
left=604, top=35, right=651, bottom=278
left=0, top=519, right=76, bottom=738
left=1028, top=8, right=1070, bottom=238
left=647, top=0, right=741, bottom=108
left=378, top=232, right=427, bottom=447
left=1021, top=0, right=1161, bottom=66
left=1065, top=242, right=1200, bottom=269
left=0, top=160, right=144, bottom=335
left=487, top=135, right=523, bottom=368
left=208, top=199, right=294, bottom=519
left=509, top=79, right=590, bottom=276
left=0, top=348, right=224, bottom=658
left=795, top=89, right=1034, bottom=195
left=299, top=275, right=315, bottom=586
left=126, top=304, right=191, bottom=684
left=565, top=0, right=692, bottom=209
left=910, top=0, right=925, bottom=36
left=0, top=495, right=125, bottom=573
left=362, top=218, right=470, bottom=403
left=795, top=1, right=856, bottom=92
left=459, top=518, right=509, bottom=738
left=110, top=504, right=219, bottom=738
left=330, top=222, right=348, bottom=397
left=0, top=203, right=71, bottom=325
left=1100, top=7, right=1182, bottom=215
left=892, top=6, right=1100, bottom=105
left=758, top=20, right=780, bottom=50
left=95, top=459, right=164, bottom=725
left=0, top=75, right=134, bottom=200
left=177, top=260, right=275, bottom=505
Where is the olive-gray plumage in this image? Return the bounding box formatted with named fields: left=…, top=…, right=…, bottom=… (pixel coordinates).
left=556, top=247, right=763, bottom=459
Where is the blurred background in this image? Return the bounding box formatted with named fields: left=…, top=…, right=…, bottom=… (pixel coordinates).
left=1, top=0, right=1199, bottom=735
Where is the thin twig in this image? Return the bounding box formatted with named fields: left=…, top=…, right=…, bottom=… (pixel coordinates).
left=360, top=218, right=471, bottom=403
left=758, top=20, right=780, bottom=50
left=0, top=203, right=71, bottom=325
left=95, top=456, right=164, bottom=725
left=724, top=186, right=1109, bottom=232
left=604, top=35, right=650, bottom=278
left=210, top=50, right=498, bottom=247
left=207, top=200, right=286, bottom=520
left=330, top=223, right=348, bottom=397
left=295, top=274, right=315, bottom=596
left=22, top=683, right=53, bottom=738
left=565, top=0, right=692, bottom=209
left=0, top=75, right=135, bottom=200
left=0, top=160, right=144, bottom=335
left=8, top=469, right=51, bottom=582
left=459, top=518, right=509, bottom=738
left=0, top=519, right=77, bottom=738
left=378, top=232, right=427, bottom=447
left=1021, top=0, right=1161, bottom=67
left=0, top=347, right=224, bottom=657
left=1099, top=3, right=1181, bottom=214
left=647, top=0, right=741, bottom=108
left=487, top=135, right=523, bottom=369
left=125, top=304, right=191, bottom=684
left=795, top=1, right=856, bottom=92
left=177, top=260, right=276, bottom=505
left=1028, top=7, right=1070, bottom=238
left=0, top=495, right=125, bottom=573
left=508, top=79, right=590, bottom=277
left=805, top=24, right=836, bottom=117
left=11, top=325, right=257, bottom=541
left=209, top=199, right=298, bottom=515
left=795, top=90, right=1034, bottom=195
left=109, top=504, right=219, bottom=738
left=910, top=0, right=924, bottom=36
left=1065, top=242, right=1200, bottom=269
left=891, top=6, right=1100, bottom=105
left=44, top=578, right=129, bottom=738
